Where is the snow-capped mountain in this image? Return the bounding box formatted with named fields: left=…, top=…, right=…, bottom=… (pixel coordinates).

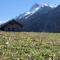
left=15, top=4, right=60, bottom=32
left=16, top=3, right=40, bottom=20
left=1, top=4, right=60, bottom=32
left=29, top=3, right=40, bottom=13
left=16, top=3, right=53, bottom=20
left=16, top=11, right=32, bottom=19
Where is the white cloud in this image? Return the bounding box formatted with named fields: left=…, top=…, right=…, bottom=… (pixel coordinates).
left=0, top=20, right=8, bottom=24
left=0, top=21, right=2, bottom=23
left=0, top=21, right=3, bottom=24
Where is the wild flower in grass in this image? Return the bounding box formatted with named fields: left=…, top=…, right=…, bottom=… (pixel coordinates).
left=6, top=42, right=9, bottom=45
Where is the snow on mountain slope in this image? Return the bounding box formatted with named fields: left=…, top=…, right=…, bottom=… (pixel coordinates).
left=15, top=4, right=54, bottom=31
left=29, top=3, right=40, bottom=13
left=16, top=3, right=40, bottom=20
left=16, top=3, right=53, bottom=20
left=1, top=4, right=60, bottom=32
left=15, top=4, right=60, bottom=32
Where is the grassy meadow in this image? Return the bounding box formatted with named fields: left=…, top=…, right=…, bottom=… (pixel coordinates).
left=0, top=31, right=60, bottom=60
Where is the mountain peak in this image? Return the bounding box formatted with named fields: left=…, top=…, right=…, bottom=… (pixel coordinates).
left=16, top=3, right=52, bottom=20
left=30, top=3, right=40, bottom=11
left=56, top=4, right=60, bottom=8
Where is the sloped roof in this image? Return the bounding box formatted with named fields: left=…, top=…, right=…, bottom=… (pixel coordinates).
left=0, top=19, right=23, bottom=28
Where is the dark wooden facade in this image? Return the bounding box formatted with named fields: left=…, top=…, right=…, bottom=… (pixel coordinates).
left=0, top=19, right=23, bottom=32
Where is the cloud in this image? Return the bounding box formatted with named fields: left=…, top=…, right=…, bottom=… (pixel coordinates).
left=0, top=20, right=8, bottom=24
left=0, top=21, right=3, bottom=24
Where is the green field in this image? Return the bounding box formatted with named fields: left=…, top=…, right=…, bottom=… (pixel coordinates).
left=0, top=31, right=60, bottom=60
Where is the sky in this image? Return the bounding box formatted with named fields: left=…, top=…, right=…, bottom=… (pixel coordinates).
left=0, top=0, right=60, bottom=22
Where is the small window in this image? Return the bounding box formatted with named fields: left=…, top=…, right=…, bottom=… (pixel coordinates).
left=8, top=28, right=10, bottom=31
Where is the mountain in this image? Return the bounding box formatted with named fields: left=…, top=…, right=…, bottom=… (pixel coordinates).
left=16, top=3, right=40, bottom=20
left=1, top=4, right=60, bottom=32
left=15, top=4, right=55, bottom=32
left=16, top=3, right=52, bottom=20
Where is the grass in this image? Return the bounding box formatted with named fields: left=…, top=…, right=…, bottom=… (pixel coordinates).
left=0, top=31, right=60, bottom=60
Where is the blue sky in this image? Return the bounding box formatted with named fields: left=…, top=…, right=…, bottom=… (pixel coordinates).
left=0, top=0, right=60, bottom=21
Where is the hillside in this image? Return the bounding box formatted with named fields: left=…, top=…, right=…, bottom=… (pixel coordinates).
left=1, top=4, right=60, bottom=32
left=0, top=31, right=60, bottom=60
left=15, top=4, right=60, bottom=32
